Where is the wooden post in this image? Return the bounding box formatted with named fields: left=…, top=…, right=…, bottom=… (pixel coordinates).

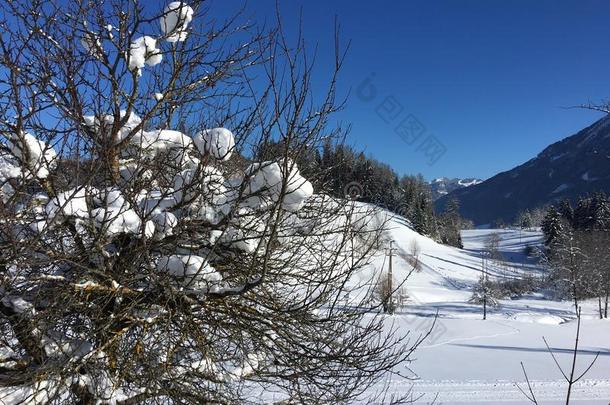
left=482, top=252, right=487, bottom=320
left=388, top=240, right=393, bottom=314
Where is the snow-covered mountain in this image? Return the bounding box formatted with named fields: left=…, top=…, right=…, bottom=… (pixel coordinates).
left=429, top=177, right=483, bottom=200
left=436, top=114, right=610, bottom=225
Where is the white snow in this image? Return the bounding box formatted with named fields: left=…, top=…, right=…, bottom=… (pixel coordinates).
left=244, top=160, right=313, bottom=212
left=345, top=216, right=610, bottom=404
left=0, top=154, right=22, bottom=180
left=89, top=188, right=143, bottom=236
left=160, top=2, right=194, bottom=43
left=218, top=225, right=259, bottom=253
left=83, top=110, right=142, bottom=144
left=1, top=296, right=34, bottom=314
left=91, top=206, right=141, bottom=236
left=7, top=132, right=57, bottom=178
left=137, top=189, right=178, bottom=214
left=46, top=186, right=94, bottom=219
left=457, top=178, right=482, bottom=187
left=550, top=152, right=568, bottom=161
left=193, top=128, right=235, bottom=161
left=552, top=183, right=570, bottom=194
left=157, top=254, right=221, bottom=291
left=149, top=210, right=178, bottom=239
left=128, top=36, right=162, bottom=73
left=0, top=153, right=22, bottom=202
left=80, top=32, right=102, bottom=58
left=138, top=129, right=193, bottom=154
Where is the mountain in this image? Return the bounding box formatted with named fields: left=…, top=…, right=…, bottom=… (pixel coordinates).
left=435, top=114, right=610, bottom=225
left=430, top=177, right=483, bottom=200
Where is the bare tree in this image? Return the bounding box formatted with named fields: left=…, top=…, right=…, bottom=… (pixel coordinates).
left=373, top=271, right=407, bottom=315
left=485, top=232, right=502, bottom=261
left=518, top=307, right=600, bottom=405
left=576, top=231, right=610, bottom=319
left=578, top=101, right=610, bottom=114
left=545, top=227, right=588, bottom=314
left=0, top=1, right=424, bottom=403
left=407, top=240, right=422, bottom=272
left=516, top=362, right=539, bottom=405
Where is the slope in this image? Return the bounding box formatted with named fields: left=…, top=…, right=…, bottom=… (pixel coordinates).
left=357, top=213, right=610, bottom=404
left=436, top=114, right=610, bottom=225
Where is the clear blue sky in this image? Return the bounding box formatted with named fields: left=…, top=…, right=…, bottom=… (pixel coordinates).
left=212, top=0, right=610, bottom=181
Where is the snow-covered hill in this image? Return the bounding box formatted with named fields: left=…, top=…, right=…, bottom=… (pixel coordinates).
left=352, top=214, right=543, bottom=305
left=354, top=213, right=610, bottom=403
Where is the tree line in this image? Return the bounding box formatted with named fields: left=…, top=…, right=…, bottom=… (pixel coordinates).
left=541, top=193, right=610, bottom=317
left=256, top=139, right=469, bottom=247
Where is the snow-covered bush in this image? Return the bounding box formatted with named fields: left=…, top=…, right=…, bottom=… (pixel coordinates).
left=469, top=276, right=502, bottom=318
left=0, top=1, right=417, bottom=403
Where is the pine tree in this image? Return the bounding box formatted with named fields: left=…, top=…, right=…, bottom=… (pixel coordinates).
left=593, top=192, right=610, bottom=230
left=547, top=227, right=587, bottom=313
left=518, top=209, right=533, bottom=229
left=542, top=206, right=564, bottom=246
left=413, top=201, right=426, bottom=235
left=469, top=276, right=501, bottom=319
left=558, top=199, right=574, bottom=225
left=439, top=198, right=464, bottom=248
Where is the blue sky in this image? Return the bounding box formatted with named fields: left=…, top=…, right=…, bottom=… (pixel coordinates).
left=212, top=0, right=610, bottom=181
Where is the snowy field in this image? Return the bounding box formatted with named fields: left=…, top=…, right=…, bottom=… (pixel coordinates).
left=359, top=219, right=610, bottom=404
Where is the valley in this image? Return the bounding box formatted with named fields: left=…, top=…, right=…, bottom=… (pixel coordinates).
left=357, top=215, right=610, bottom=403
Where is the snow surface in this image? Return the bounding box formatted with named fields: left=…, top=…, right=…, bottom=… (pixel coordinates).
left=457, top=178, right=482, bottom=187
left=552, top=183, right=570, bottom=194
left=344, top=219, right=610, bottom=404
left=582, top=172, right=598, bottom=182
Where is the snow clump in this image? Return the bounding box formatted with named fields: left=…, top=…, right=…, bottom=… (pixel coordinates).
left=7, top=132, right=57, bottom=179
left=128, top=36, right=162, bottom=73
left=160, top=2, right=194, bottom=43
left=193, top=128, right=235, bottom=161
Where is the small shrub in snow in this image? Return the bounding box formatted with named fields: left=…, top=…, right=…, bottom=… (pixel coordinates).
left=490, top=276, right=540, bottom=299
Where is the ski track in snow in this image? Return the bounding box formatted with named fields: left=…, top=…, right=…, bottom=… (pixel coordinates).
left=407, top=379, right=610, bottom=404
left=418, top=319, right=521, bottom=349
